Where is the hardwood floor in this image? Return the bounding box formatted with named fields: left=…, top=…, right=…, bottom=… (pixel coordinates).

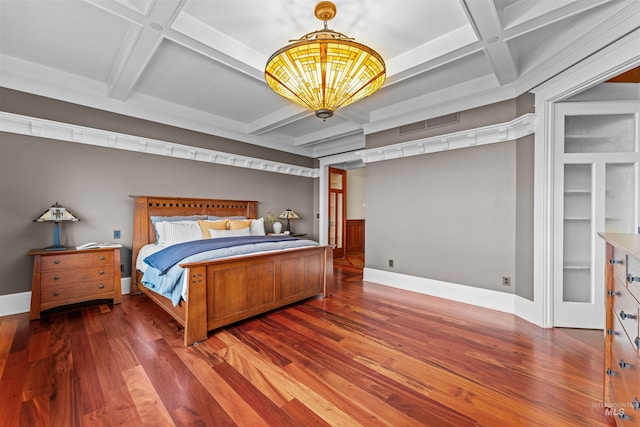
left=0, top=254, right=616, bottom=426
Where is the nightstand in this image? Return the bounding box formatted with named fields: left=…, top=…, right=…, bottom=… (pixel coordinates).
left=28, top=247, right=122, bottom=319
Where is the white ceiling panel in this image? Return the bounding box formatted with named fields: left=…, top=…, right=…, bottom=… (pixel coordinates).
left=0, top=0, right=131, bottom=82
left=0, top=0, right=637, bottom=158
left=134, top=39, right=291, bottom=122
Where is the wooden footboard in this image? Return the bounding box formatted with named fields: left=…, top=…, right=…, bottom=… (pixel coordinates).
left=181, top=245, right=333, bottom=345
left=136, top=245, right=333, bottom=346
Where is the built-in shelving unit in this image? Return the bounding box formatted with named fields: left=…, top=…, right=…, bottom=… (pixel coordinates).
left=554, top=100, right=640, bottom=328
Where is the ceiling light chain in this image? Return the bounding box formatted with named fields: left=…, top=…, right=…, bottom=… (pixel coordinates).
left=265, top=1, right=385, bottom=121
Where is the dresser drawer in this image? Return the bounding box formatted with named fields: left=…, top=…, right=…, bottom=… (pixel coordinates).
left=40, top=281, right=114, bottom=309
left=628, top=256, right=640, bottom=306
left=612, top=277, right=639, bottom=343
left=41, top=251, right=114, bottom=271
left=608, top=314, right=640, bottom=425
left=611, top=247, right=629, bottom=284
left=41, top=266, right=113, bottom=287
left=610, top=315, right=639, bottom=381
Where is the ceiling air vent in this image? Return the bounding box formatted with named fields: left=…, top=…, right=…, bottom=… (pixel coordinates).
left=399, top=121, right=426, bottom=135
left=399, top=112, right=460, bottom=135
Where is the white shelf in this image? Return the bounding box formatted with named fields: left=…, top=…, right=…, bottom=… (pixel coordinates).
left=563, top=265, right=591, bottom=270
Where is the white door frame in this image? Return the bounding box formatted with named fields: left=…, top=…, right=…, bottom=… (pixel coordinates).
left=532, top=29, right=640, bottom=328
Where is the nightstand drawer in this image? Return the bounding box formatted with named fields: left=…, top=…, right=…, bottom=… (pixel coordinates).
left=40, top=281, right=114, bottom=308
left=41, top=251, right=114, bottom=271
left=41, top=266, right=113, bottom=287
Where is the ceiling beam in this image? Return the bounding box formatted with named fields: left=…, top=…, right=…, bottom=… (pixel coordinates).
left=86, top=0, right=188, bottom=101
left=463, top=0, right=518, bottom=85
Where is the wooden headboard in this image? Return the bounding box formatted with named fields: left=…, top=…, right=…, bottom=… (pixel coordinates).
left=130, top=195, right=258, bottom=290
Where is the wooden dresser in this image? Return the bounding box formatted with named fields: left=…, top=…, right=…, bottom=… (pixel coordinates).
left=29, top=247, right=122, bottom=319
left=600, top=233, right=640, bottom=425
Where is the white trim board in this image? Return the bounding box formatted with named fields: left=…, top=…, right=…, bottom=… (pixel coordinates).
left=355, top=113, right=536, bottom=164
left=0, top=278, right=133, bottom=317
left=0, top=112, right=320, bottom=179
left=0, top=292, right=31, bottom=317
left=363, top=268, right=539, bottom=325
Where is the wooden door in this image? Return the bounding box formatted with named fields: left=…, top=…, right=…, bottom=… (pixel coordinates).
left=329, top=167, right=346, bottom=258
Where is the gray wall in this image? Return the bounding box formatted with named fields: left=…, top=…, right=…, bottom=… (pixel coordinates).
left=347, top=168, right=366, bottom=219
left=364, top=96, right=534, bottom=298
left=0, top=89, right=317, bottom=296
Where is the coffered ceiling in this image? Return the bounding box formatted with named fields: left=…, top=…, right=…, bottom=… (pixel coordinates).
left=1, top=0, right=638, bottom=158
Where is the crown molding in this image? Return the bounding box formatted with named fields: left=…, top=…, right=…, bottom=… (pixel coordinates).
left=0, top=112, right=319, bottom=178
left=355, top=113, right=536, bottom=164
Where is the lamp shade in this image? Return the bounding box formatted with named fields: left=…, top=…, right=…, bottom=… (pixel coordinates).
left=278, top=209, right=300, bottom=220
left=34, top=202, right=80, bottom=223
left=278, top=209, right=299, bottom=233
left=265, top=1, right=385, bottom=120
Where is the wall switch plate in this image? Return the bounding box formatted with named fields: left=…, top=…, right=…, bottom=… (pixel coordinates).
left=114, top=230, right=121, bottom=239
left=388, top=259, right=394, bottom=268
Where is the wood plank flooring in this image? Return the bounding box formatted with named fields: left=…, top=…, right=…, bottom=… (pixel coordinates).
left=0, top=254, right=616, bottom=426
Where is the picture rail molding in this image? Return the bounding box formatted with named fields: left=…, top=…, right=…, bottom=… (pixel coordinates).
left=0, top=112, right=320, bottom=178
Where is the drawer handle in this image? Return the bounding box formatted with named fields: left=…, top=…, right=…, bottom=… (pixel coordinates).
left=619, top=359, right=632, bottom=369
left=53, top=260, right=60, bottom=264
left=99, top=284, right=105, bottom=289
left=100, top=256, right=105, bottom=260
left=635, top=337, right=640, bottom=350
left=620, top=311, right=636, bottom=320
left=618, top=411, right=631, bottom=421
left=99, top=270, right=104, bottom=275
left=607, top=329, right=618, bottom=336
left=606, top=368, right=617, bottom=376
left=609, top=258, right=623, bottom=265
left=633, top=397, right=640, bottom=412
left=53, top=276, right=60, bottom=281
left=53, top=291, right=59, bottom=297
left=607, top=290, right=620, bottom=297
left=628, top=274, right=640, bottom=283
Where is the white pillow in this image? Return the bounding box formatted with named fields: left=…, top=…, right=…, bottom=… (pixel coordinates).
left=250, top=217, right=266, bottom=236
left=209, top=228, right=251, bottom=238
left=156, top=221, right=202, bottom=245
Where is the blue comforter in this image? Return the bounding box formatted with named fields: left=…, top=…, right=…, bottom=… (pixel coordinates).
left=141, top=236, right=317, bottom=306
left=144, top=235, right=297, bottom=274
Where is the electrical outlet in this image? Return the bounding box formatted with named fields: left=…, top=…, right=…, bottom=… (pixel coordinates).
left=502, top=276, right=511, bottom=286
left=388, top=259, right=394, bottom=268
left=114, top=230, right=121, bottom=239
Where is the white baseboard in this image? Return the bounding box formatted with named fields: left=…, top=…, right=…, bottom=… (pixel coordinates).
left=121, top=277, right=131, bottom=295
left=363, top=268, right=542, bottom=325
left=0, top=291, right=32, bottom=316
left=0, top=278, right=132, bottom=317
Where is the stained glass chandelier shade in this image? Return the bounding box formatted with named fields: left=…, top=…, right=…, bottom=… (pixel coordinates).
left=265, top=1, right=385, bottom=120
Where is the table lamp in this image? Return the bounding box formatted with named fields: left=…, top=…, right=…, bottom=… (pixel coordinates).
left=278, top=209, right=299, bottom=233
left=34, top=202, right=80, bottom=251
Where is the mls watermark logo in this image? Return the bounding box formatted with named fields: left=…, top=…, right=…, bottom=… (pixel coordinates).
left=593, top=402, right=634, bottom=420
left=604, top=407, right=627, bottom=418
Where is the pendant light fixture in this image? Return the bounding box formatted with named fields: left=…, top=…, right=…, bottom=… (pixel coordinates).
left=265, top=1, right=385, bottom=120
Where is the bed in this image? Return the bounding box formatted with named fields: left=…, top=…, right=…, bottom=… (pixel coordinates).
left=130, top=195, right=333, bottom=346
